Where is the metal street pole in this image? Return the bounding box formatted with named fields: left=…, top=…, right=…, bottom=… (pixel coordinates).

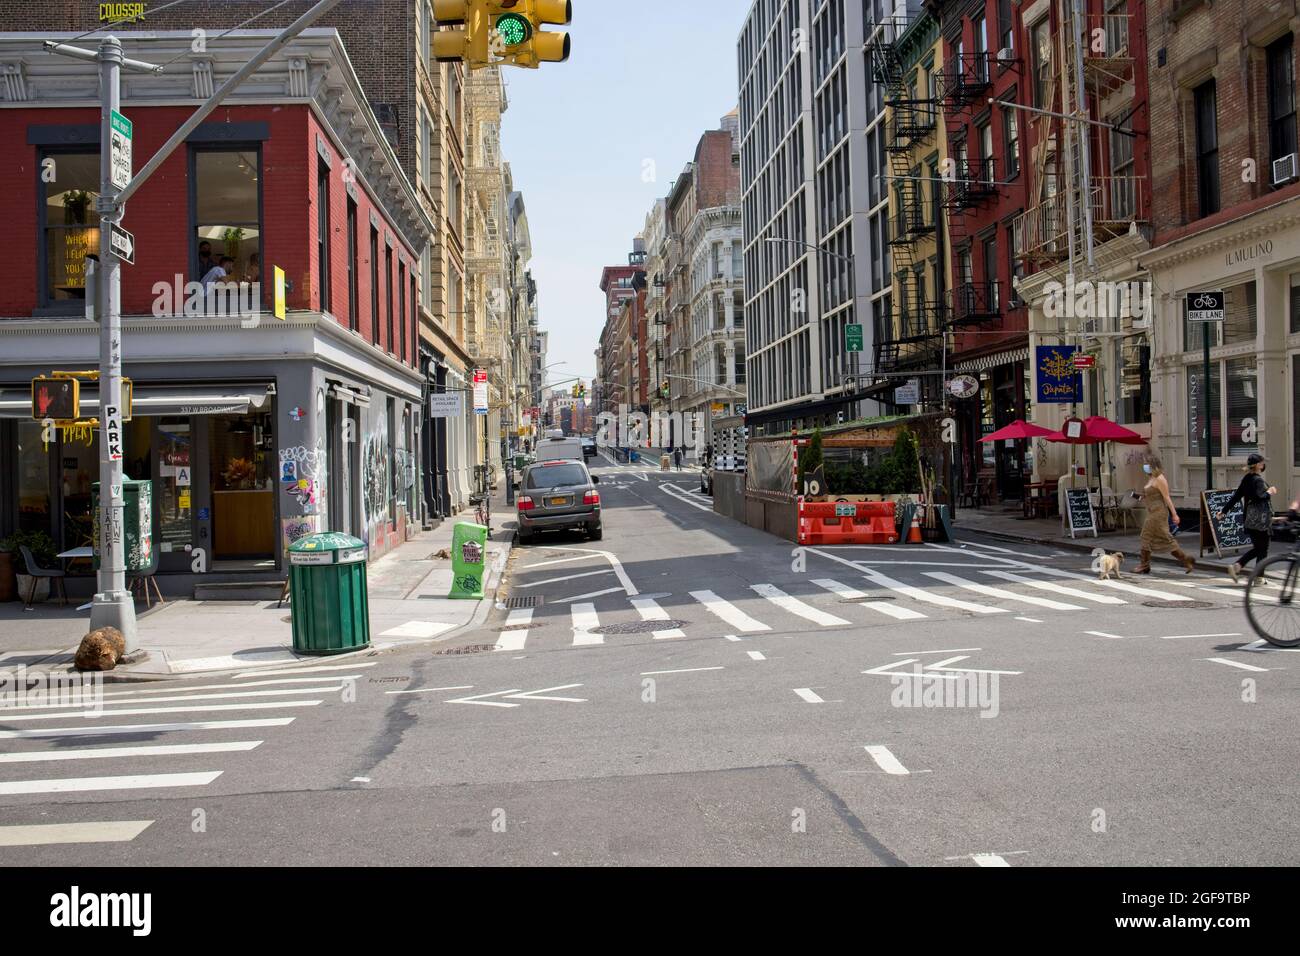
left=1205, top=321, right=1213, bottom=492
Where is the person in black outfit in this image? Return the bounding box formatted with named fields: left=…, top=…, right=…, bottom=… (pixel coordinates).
left=1218, top=453, right=1277, bottom=583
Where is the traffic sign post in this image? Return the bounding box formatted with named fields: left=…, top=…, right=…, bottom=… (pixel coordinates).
left=109, top=109, right=131, bottom=190
left=109, top=223, right=134, bottom=265
left=1187, top=291, right=1225, bottom=496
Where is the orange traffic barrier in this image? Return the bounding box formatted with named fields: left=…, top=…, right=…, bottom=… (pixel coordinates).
left=797, top=500, right=897, bottom=545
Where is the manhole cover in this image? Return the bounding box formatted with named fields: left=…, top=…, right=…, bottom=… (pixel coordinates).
left=494, top=622, right=545, bottom=632
left=503, top=596, right=541, bottom=609
left=1143, top=600, right=1218, bottom=609
left=594, top=620, right=689, bottom=635
left=431, top=644, right=497, bottom=656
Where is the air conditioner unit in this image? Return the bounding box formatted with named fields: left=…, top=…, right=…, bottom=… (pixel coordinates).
left=997, top=47, right=1014, bottom=62
left=1272, top=153, right=1298, bottom=186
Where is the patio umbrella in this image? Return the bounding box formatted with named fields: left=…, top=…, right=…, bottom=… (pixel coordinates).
left=979, top=419, right=1055, bottom=443
left=1043, top=416, right=1146, bottom=445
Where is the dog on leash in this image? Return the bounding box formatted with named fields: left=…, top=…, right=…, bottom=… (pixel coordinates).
left=1092, top=548, right=1125, bottom=580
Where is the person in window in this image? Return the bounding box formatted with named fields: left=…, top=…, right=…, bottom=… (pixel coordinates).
left=246, top=253, right=260, bottom=284
left=202, top=256, right=234, bottom=291
left=196, top=241, right=216, bottom=278
left=1218, top=453, right=1277, bottom=583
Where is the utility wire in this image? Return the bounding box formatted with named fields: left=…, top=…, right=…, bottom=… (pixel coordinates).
left=153, top=0, right=304, bottom=71
left=61, top=0, right=200, bottom=45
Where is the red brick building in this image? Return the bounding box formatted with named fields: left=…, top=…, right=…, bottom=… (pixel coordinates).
left=0, top=30, right=433, bottom=587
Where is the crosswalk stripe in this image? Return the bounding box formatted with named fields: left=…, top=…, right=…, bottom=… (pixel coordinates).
left=0, top=821, right=155, bottom=847
left=0, top=700, right=322, bottom=723
left=109, top=676, right=362, bottom=696
left=864, top=745, right=910, bottom=775
left=751, top=584, right=850, bottom=626
left=495, top=608, right=532, bottom=652
left=571, top=603, right=603, bottom=646
left=4, top=685, right=341, bottom=712
left=233, top=662, right=378, bottom=679
left=1033, top=568, right=1194, bottom=601
left=979, top=570, right=1127, bottom=604
left=630, top=597, right=685, bottom=639
left=924, top=572, right=1085, bottom=611
left=0, top=741, right=262, bottom=764
left=811, top=579, right=928, bottom=620
left=689, top=590, right=771, bottom=632
left=0, top=771, right=222, bottom=796
left=859, top=569, right=1008, bottom=615
left=0, top=717, right=295, bottom=740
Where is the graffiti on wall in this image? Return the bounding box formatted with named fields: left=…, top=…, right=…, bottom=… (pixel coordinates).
left=280, top=438, right=326, bottom=514
left=363, top=428, right=390, bottom=526
left=281, top=515, right=321, bottom=555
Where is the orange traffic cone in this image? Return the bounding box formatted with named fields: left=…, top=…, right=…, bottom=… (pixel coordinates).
left=907, top=512, right=923, bottom=544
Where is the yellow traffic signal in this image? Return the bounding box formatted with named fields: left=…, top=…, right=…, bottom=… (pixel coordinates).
left=431, top=0, right=490, bottom=66
left=433, top=0, right=571, bottom=70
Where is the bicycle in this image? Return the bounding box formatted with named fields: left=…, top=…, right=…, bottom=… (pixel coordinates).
left=1243, top=517, right=1300, bottom=647
left=471, top=465, right=492, bottom=531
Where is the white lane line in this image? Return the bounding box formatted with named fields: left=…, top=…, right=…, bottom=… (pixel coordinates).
left=864, top=745, right=910, bottom=775
left=558, top=587, right=625, bottom=603
left=571, top=603, right=603, bottom=646
left=979, top=570, right=1128, bottom=604
left=1204, top=658, right=1269, bottom=672
left=923, top=572, right=1086, bottom=611
left=2, top=686, right=340, bottom=713
left=378, top=621, right=457, bottom=639
left=893, top=648, right=983, bottom=655
left=1015, top=616, right=1043, bottom=623
left=724, top=634, right=742, bottom=642
left=0, top=741, right=262, bottom=764
left=1160, top=633, right=1243, bottom=640
left=351, top=777, right=371, bottom=783
left=809, top=577, right=928, bottom=619
left=0, top=717, right=296, bottom=740
left=793, top=688, right=825, bottom=703
left=385, top=685, right=475, bottom=695
left=233, top=662, right=378, bottom=679
left=495, top=608, right=532, bottom=652
left=519, top=554, right=593, bottom=570
left=660, top=484, right=713, bottom=512
left=105, top=676, right=362, bottom=696
left=0, top=771, right=222, bottom=796
left=747, top=651, right=766, bottom=661
left=689, top=590, right=771, bottom=632
left=751, top=583, right=851, bottom=626
left=0, top=700, right=322, bottom=723
left=972, top=854, right=1011, bottom=867
left=630, top=596, right=685, bottom=639
left=516, top=569, right=613, bottom=589
left=524, top=547, right=638, bottom=596
left=640, top=667, right=724, bottom=676
left=0, top=821, right=154, bottom=847
left=1086, top=631, right=1129, bottom=640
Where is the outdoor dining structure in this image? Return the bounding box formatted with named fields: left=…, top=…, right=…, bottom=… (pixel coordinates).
left=982, top=416, right=1148, bottom=534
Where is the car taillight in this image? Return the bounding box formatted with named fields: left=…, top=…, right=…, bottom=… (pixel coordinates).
left=518, top=496, right=534, bottom=512
left=583, top=490, right=600, bottom=506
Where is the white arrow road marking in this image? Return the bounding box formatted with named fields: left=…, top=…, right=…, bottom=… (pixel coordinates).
left=1238, top=639, right=1300, bottom=653
left=0, top=821, right=154, bottom=847
left=541, top=548, right=638, bottom=595
left=504, top=684, right=587, bottom=702
left=1203, top=658, right=1269, bottom=672
left=444, top=689, right=523, bottom=708
left=863, top=656, right=1022, bottom=677
left=864, top=745, right=910, bottom=775
left=445, top=685, right=588, bottom=706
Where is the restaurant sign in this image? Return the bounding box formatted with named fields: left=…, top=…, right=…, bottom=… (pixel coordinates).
left=1035, top=345, right=1082, bottom=404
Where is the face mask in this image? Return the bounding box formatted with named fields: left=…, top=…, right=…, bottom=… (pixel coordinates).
left=1142, top=464, right=1152, bottom=474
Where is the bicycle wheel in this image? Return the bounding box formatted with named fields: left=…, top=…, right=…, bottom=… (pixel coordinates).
left=1245, top=554, right=1300, bottom=647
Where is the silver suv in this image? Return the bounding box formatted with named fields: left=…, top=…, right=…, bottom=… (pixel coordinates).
left=517, top=459, right=602, bottom=543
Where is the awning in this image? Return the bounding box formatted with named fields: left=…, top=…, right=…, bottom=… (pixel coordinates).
left=0, top=384, right=273, bottom=419
left=955, top=347, right=1030, bottom=373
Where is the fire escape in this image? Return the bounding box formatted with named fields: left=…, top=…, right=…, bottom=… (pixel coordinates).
left=867, top=19, right=945, bottom=377
left=465, top=66, right=505, bottom=367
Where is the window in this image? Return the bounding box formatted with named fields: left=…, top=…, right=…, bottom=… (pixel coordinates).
left=370, top=225, right=379, bottom=334
left=40, top=151, right=99, bottom=305
left=1031, top=19, right=1051, bottom=108
left=1187, top=362, right=1222, bottom=457
left=386, top=243, right=395, bottom=353
left=1267, top=34, right=1297, bottom=169
left=410, top=271, right=418, bottom=359
left=1225, top=357, right=1259, bottom=456
left=1004, top=103, right=1020, bottom=178
left=982, top=233, right=999, bottom=310
left=1194, top=80, right=1220, bottom=217
left=346, top=197, right=358, bottom=331
left=1290, top=272, right=1300, bottom=334
left=973, top=14, right=989, bottom=83
left=192, top=147, right=261, bottom=288
left=316, top=158, right=331, bottom=313
left=398, top=261, right=407, bottom=362
left=998, top=0, right=1013, bottom=52
left=1109, top=113, right=1135, bottom=217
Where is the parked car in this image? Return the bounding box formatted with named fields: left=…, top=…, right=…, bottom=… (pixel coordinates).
left=535, top=434, right=584, bottom=463
left=517, top=459, right=602, bottom=543
left=581, top=437, right=596, bottom=459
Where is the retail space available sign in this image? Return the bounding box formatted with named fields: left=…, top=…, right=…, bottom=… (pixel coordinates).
left=429, top=392, right=464, bottom=418
left=472, top=368, right=489, bottom=415
left=104, top=403, right=124, bottom=461
left=894, top=380, right=920, bottom=405
left=1186, top=290, right=1225, bottom=322
left=109, top=110, right=132, bottom=191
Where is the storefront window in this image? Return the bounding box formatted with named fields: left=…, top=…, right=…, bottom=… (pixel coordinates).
left=1225, top=357, right=1259, bottom=456
left=192, top=148, right=262, bottom=285
left=980, top=372, right=995, bottom=467
left=157, top=418, right=194, bottom=555
left=42, top=151, right=100, bottom=304
left=211, top=413, right=276, bottom=561
left=1291, top=273, right=1300, bottom=333
left=16, top=421, right=50, bottom=533
left=1187, top=363, right=1222, bottom=457
left=1293, top=356, right=1300, bottom=466
left=1119, top=340, right=1152, bottom=424
left=59, top=432, right=97, bottom=552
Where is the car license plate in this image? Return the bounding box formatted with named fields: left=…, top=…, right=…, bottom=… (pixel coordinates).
left=550, top=497, right=568, bottom=506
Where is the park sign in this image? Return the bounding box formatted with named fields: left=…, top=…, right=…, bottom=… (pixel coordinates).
left=110, top=110, right=132, bottom=191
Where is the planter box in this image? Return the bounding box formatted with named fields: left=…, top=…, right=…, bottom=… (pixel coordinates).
left=15, top=574, right=50, bottom=604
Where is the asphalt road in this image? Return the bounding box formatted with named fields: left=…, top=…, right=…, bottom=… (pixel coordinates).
left=2, top=453, right=1297, bottom=866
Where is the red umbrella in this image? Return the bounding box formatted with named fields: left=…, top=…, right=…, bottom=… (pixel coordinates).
left=979, top=419, right=1055, bottom=443
left=1044, top=416, right=1146, bottom=445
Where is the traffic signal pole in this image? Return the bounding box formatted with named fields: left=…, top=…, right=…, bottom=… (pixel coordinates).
left=43, top=0, right=345, bottom=650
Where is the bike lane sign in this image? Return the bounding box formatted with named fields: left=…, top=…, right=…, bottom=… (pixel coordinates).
left=1186, top=290, right=1225, bottom=322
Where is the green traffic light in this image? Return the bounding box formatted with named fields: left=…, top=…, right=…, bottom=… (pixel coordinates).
left=495, top=13, right=532, bottom=47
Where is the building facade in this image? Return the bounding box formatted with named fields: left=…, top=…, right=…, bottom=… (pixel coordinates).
left=0, top=30, right=432, bottom=586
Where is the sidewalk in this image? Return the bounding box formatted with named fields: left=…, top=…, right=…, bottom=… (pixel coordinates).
left=954, top=505, right=1237, bottom=571
left=0, top=503, right=514, bottom=681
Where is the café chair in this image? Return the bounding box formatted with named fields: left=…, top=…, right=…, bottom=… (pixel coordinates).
left=19, top=545, right=69, bottom=611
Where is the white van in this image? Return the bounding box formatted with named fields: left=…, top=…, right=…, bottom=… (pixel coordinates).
left=535, top=434, right=584, bottom=463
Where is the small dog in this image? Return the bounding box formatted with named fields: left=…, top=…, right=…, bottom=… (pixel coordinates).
left=1094, top=550, right=1125, bottom=580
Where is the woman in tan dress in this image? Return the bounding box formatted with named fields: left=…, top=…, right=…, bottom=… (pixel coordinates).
left=1136, top=456, right=1195, bottom=573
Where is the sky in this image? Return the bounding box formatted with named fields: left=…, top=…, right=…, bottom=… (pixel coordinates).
left=499, top=0, right=752, bottom=393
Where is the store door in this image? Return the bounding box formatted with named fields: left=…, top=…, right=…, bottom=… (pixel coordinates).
left=156, top=416, right=203, bottom=572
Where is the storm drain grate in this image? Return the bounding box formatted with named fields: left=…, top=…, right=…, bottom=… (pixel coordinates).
left=431, top=643, right=498, bottom=656
left=594, top=620, right=689, bottom=635
left=1143, top=600, right=1218, bottom=609
left=502, top=596, right=542, bottom=609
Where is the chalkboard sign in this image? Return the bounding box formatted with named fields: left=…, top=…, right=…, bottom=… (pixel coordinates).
left=1201, top=489, right=1250, bottom=557
left=1065, top=488, right=1097, bottom=538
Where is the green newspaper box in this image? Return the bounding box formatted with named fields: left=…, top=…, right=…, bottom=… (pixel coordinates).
left=92, top=478, right=155, bottom=572
left=449, top=522, right=489, bottom=600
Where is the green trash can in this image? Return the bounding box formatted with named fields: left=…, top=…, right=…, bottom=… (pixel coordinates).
left=287, top=532, right=370, bottom=655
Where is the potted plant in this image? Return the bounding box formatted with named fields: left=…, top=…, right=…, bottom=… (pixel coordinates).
left=0, top=529, right=58, bottom=603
